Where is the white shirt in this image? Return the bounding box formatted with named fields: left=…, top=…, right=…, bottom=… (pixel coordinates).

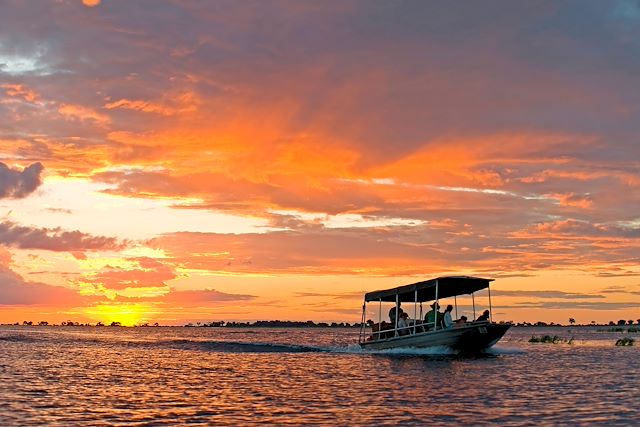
left=397, top=317, right=411, bottom=335
left=443, top=311, right=454, bottom=328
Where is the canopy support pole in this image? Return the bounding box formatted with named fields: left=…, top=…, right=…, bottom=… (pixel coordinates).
left=433, top=279, right=439, bottom=330
left=414, top=289, right=418, bottom=334
left=472, top=292, right=476, bottom=320
left=359, top=302, right=366, bottom=343
left=488, top=283, right=493, bottom=323
left=378, top=299, right=382, bottom=340
left=454, top=295, right=458, bottom=319
left=394, top=293, right=399, bottom=337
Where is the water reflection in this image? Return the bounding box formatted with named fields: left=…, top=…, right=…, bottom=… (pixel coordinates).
left=0, top=326, right=637, bottom=425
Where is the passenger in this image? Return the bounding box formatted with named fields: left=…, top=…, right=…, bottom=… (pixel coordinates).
left=443, top=304, right=454, bottom=329
left=388, top=303, right=404, bottom=329
left=372, top=321, right=393, bottom=339
left=397, top=312, right=411, bottom=335
left=476, top=310, right=490, bottom=322
left=454, top=315, right=468, bottom=327
left=424, top=302, right=441, bottom=330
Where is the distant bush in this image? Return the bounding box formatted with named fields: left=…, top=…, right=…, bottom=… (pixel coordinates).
left=615, top=338, right=635, bottom=347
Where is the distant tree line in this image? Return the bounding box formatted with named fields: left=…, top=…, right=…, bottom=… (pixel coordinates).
left=513, top=319, right=640, bottom=327
left=3, top=321, right=160, bottom=327
left=184, top=320, right=361, bottom=328
left=5, top=318, right=640, bottom=328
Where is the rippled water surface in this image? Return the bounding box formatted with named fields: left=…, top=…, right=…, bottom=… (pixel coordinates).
left=1, top=326, right=638, bottom=425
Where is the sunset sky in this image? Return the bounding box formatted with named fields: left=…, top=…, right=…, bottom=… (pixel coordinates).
left=1, top=0, right=639, bottom=326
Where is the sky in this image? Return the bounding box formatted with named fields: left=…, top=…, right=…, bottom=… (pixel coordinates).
left=0, top=0, right=639, bottom=326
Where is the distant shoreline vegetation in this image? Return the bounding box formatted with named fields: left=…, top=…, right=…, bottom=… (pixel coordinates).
left=185, top=320, right=361, bottom=328
left=2, top=319, right=639, bottom=328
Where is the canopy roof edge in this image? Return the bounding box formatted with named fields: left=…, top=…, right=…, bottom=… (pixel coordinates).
left=364, top=276, right=493, bottom=303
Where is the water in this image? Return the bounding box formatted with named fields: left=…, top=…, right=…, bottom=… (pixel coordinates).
left=0, top=326, right=638, bottom=426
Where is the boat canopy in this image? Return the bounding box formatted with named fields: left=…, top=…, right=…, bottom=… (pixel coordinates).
left=364, top=276, right=493, bottom=303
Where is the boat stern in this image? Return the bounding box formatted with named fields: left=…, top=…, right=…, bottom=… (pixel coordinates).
left=451, top=323, right=511, bottom=353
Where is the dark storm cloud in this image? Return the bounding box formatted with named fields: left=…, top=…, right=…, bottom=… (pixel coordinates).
left=0, top=220, right=125, bottom=252
left=0, top=162, right=43, bottom=198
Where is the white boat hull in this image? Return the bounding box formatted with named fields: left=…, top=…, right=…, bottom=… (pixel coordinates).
left=360, top=322, right=510, bottom=353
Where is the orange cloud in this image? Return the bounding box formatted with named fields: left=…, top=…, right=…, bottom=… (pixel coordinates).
left=371, top=132, right=594, bottom=187
left=85, top=257, right=176, bottom=291
left=520, top=169, right=640, bottom=187
left=549, top=193, right=593, bottom=209
left=154, top=288, right=256, bottom=305
left=0, top=248, right=96, bottom=307
left=104, top=91, right=198, bottom=116
left=58, top=103, right=110, bottom=125
left=0, top=84, right=40, bottom=103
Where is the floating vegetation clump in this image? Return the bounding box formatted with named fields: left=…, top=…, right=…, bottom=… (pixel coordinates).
left=529, top=335, right=563, bottom=344
left=528, top=335, right=575, bottom=344
left=615, top=338, right=635, bottom=347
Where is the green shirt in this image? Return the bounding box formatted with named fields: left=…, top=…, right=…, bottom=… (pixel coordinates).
left=425, top=309, right=439, bottom=325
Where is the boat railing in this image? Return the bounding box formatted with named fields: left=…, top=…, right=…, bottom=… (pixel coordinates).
left=358, top=277, right=495, bottom=344
left=370, top=322, right=419, bottom=341
left=365, top=319, right=491, bottom=342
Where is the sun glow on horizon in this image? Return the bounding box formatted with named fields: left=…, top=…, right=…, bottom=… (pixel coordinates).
left=83, top=303, right=157, bottom=326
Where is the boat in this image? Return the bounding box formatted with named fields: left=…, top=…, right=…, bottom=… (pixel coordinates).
left=358, top=276, right=510, bottom=352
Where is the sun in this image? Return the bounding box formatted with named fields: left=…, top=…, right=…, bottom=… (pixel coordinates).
left=83, top=303, right=156, bottom=326
left=82, top=0, right=101, bottom=7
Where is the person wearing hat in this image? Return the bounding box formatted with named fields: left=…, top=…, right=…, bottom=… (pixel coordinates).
left=424, top=301, right=442, bottom=330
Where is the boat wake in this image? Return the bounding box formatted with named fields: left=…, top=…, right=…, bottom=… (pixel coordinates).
left=169, top=341, right=520, bottom=357
left=160, top=339, right=326, bottom=353
left=1, top=331, right=525, bottom=356
left=484, top=345, right=526, bottom=355
left=159, top=340, right=464, bottom=355
left=329, top=343, right=457, bottom=356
